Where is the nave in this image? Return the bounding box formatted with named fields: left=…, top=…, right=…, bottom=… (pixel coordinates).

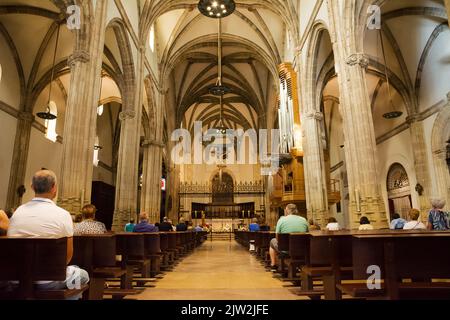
left=132, top=240, right=299, bottom=300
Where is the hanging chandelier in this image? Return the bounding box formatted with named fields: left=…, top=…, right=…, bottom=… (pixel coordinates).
left=37, top=24, right=61, bottom=120
left=198, top=0, right=236, bottom=19
left=379, top=29, right=403, bottom=119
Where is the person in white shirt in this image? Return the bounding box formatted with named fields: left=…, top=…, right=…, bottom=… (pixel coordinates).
left=7, top=170, right=89, bottom=299
left=325, top=217, right=340, bottom=231
left=403, top=208, right=426, bottom=230
left=358, top=216, right=374, bottom=231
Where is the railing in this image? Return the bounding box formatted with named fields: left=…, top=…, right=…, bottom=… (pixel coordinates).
left=329, top=179, right=340, bottom=193
left=179, top=181, right=265, bottom=194
left=282, top=179, right=306, bottom=201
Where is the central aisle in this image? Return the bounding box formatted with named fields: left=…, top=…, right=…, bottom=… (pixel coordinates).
left=134, top=240, right=300, bottom=300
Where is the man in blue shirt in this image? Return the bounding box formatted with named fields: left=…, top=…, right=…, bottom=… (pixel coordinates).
left=389, top=213, right=407, bottom=230
left=249, top=218, right=260, bottom=232
left=133, top=212, right=159, bottom=232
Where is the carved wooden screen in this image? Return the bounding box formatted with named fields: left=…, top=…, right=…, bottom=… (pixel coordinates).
left=212, top=172, right=234, bottom=204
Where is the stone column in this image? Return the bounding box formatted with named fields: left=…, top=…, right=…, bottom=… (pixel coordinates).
left=58, top=0, right=108, bottom=215
left=407, top=116, right=433, bottom=213
left=328, top=2, right=387, bottom=229
left=302, top=112, right=329, bottom=227
left=111, top=48, right=145, bottom=231
left=140, top=141, right=164, bottom=223
left=6, top=111, right=34, bottom=209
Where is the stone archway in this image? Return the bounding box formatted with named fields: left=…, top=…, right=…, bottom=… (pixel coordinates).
left=386, top=163, right=412, bottom=220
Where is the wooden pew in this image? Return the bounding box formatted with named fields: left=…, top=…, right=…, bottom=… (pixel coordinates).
left=143, top=233, right=162, bottom=277
left=115, top=233, right=150, bottom=290
left=300, top=231, right=353, bottom=300
left=159, top=232, right=173, bottom=268
left=338, top=231, right=450, bottom=300
left=275, top=233, right=290, bottom=276
left=72, top=234, right=131, bottom=300
left=166, top=232, right=179, bottom=261
left=0, top=237, right=88, bottom=300
left=287, top=233, right=309, bottom=280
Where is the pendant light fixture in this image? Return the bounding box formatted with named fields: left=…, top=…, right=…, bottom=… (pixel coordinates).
left=37, top=23, right=61, bottom=120
left=209, top=17, right=231, bottom=96
left=198, top=0, right=236, bottom=19
left=379, top=29, right=403, bottom=119
left=216, top=95, right=227, bottom=135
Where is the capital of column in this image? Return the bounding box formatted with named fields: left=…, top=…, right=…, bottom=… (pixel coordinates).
left=345, top=53, right=369, bottom=69
left=141, top=139, right=165, bottom=148
left=305, top=111, right=324, bottom=121
left=119, top=110, right=136, bottom=121
left=67, top=50, right=90, bottom=68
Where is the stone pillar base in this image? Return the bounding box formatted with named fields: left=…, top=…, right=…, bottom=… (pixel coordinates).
left=112, top=209, right=134, bottom=232
left=349, top=196, right=388, bottom=229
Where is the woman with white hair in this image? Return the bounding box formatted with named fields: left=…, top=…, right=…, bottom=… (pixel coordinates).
left=427, top=198, right=450, bottom=230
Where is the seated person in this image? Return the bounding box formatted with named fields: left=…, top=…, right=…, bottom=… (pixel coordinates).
left=427, top=198, right=449, bottom=230
left=249, top=218, right=260, bottom=232
left=7, top=170, right=89, bottom=299
left=403, top=208, right=426, bottom=230
left=125, top=219, right=136, bottom=232
left=74, top=204, right=107, bottom=235
left=159, top=217, right=173, bottom=232
left=308, top=219, right=321, bottom=231
left=133, top=212, right=159, bottom=232
left=176, top=218, right=188, bottom=231
left=73, top=213, right=83, bottom=224
left=169, top=219, right=176, bottom=231
left=358, top=216, right=374, bottom=230
left=325, top=217, right=340, bottom=231
left=194, top=225, right=203, bottom=232
left=390, top=213, right=407, bottom=230
left=269, top=204, right=309, bottom=270
left=0, top=210, right=9, bottom=236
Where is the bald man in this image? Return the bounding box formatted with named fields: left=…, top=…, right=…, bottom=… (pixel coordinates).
left=7, top=170, right=89, bottom=299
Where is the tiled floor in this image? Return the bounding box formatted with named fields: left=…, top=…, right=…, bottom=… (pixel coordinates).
left=132, top=240, right=302, bottom=300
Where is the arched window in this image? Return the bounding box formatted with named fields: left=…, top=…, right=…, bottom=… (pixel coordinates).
left=45, top=101, right=58, bottom=142
left=149, top=25, right=155, bottom=52
left=93, top=135, right=100, bottom=167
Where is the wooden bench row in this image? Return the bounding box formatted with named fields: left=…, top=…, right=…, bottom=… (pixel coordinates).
left=235, top=229, right=450, bottom=300
left=0, top=230, right=208, bottom=300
